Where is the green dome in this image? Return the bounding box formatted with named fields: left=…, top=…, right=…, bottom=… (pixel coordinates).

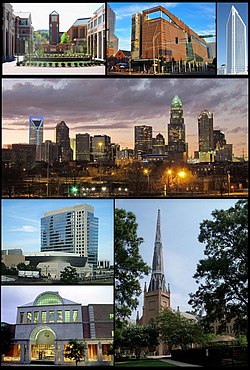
left=34, top=291, right=63, bottom=306
left=171, top=95, right=182, bottom=107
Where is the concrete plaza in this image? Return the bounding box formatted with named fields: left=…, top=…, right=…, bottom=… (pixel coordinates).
left=2, top=60, right=105, bottom=75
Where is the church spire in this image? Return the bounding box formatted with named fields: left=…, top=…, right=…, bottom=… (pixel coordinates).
left=148, top=209, right=167, bottom=292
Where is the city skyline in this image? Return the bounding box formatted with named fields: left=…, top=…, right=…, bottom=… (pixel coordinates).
left=1, top=199, right=114, bottom=262
left=108, top=2, right=216, bottom=51
left=115, top=199, right=240, bottom=319
left=2, top=78, right=248, bottom=158
left=1, top=285, right=113, bottom=324
left=10, top=2, right=104, bottom=32
left=217, top=2, right=248, bottom=68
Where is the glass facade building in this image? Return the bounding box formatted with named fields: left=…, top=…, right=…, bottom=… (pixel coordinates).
left=168, top=96, right=186, bottom=153
left=29, top=116, right=44, bottom=145
left=41, top=204, right=98, bottom=268
left=226, top=6, right=247, bottom=74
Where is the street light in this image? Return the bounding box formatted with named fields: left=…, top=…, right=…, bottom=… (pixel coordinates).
left=177, top=170, right=186, bottom=194
left=98, top=142, right=104, bottom=181
left=153, top=32, right=161, bottom=74
left=144, top=169, right=150, bottom=192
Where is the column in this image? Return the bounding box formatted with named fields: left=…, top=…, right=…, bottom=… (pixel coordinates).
left=97, top=31, right=99, bottom=59
left=55, top=341, right=59, bottom=364
left=60, top=343, right=64, bottom=364
left=20, top=344, right=25, bottom=363
left=24, top=341, right=30, bottom=363
left=97, top=342, right=102, bottom=363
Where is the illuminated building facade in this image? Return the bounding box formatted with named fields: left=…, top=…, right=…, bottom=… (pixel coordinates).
left=5, top=291, right=113, bottom=365
left=134, top=125, right=153, bottom=160
left=168, top=96, right=187, bottom=156
left=29, top=116, right=44, bottom=146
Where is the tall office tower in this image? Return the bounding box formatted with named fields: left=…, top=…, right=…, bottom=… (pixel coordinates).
left=138, top=210, right=170, bottom=354
left=131, top=13, right=142, bottom=60
left=152, top=133, right=165, bottom=155
left=198, top=110, right=214, bottom=152
left=29, top=116, right=44, bottom=145
left=226, top=6, right=247, bottom=74
left=168, top=96, right=186, bottom=153
left=41, top=204, right=98, bottom=268
left=107, top=4, right=119, bottom=56
left=49, top=10, right=59, bottom=44
left=91, top=135, right=111, bottom=161
left=213, top=130, right=226, bottom=149
left=76, top=133, right=91, bottom=161
left=55, top=121, right=73, bottom=162
left=134, top=125, right=153, bottom=159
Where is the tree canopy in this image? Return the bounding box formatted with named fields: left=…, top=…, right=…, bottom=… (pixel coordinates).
left=157, top=309, right=205, bottom=350
left=60, top=32, right=70, bottom=44
left=115, top=208, right=150, bottom=322
left=60, top=266, right=79, bottom=284
left=65, top=339, right=86, bottom=366
left=189, top=200, right=248, bottom=335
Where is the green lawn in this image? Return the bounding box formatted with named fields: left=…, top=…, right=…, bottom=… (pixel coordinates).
left=115, top=359, right=178, bottom=367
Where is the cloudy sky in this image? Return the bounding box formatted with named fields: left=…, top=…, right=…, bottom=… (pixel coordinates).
left=115, top=199, right=239, bottom=320
left=1, top=285, right=113, bottom=324
left=2, top=78, right=248, bottom=157
left=11, top=3, right=103, bottom=31
left=109, top=2, right=216, bottom=50
left=1, top=199, right=114, bottom=261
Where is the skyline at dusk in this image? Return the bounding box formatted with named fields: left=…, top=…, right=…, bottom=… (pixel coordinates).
left=2, top=78, right=248, bottom=158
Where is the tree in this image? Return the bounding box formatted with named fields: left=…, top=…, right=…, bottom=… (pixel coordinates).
left=115, top=208, right=150, bottom=322
left=189, top=200, right=248, bottom=336
left=1, top=262, right=7, bottom=275
left=119, top=323, right=159, bottom=359
left=60, top=266, right=79, bottom=284
left=157, top=309, right=205, bottom=350
left=1, top=323, right=13, bottom=356
left=60, top=32, right=70, bottom=44
left=17, top=262, right=39, bottom=271
left=65, top=339, right=85, bottom=366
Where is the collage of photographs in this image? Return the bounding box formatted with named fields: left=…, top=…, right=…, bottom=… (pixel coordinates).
left=1, top=1, right=248, bottom=368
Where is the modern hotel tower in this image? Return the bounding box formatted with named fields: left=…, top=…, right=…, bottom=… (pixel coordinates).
left=226, top=5, right=247, bottom=74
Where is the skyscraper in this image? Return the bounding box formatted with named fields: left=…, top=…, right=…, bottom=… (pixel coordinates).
left=41, top=204, right=98, bottom=268
left=226, top=5, right=247, bottom=74
left=168, top=96, right=186, bottom=153
left=131, top=13, right=142, bottom=60
left=107, top=4, right=119, bottom=56
left=198, top=110, right=214, bottom=152
left=138, top=210, right=170, bottom=354
left=55, top=121, right=73, bottom=162
left=134, top=125, right=152, bottom=160
left=76, top=133, right=91, bottom=161
left=29, top=116, right=44, bottom=145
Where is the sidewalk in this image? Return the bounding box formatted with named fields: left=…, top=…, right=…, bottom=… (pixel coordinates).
left=2, top=61, right=105, bottom=75
left=147, top=355, right=203, bottom=367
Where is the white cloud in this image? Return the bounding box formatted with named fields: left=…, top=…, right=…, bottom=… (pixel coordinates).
left=11, top=225, right=38, bottom=233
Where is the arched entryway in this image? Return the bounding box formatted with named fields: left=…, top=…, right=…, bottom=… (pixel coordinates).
left=30, top=326, right=56, bottom=362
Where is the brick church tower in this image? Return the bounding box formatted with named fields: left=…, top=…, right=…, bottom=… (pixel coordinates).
left=138, top=209, right=171, bottom=354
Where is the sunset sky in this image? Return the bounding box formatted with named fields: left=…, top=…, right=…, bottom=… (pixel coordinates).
left=2, top=78, right=248, bottom=158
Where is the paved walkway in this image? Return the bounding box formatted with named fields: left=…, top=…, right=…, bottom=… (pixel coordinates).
left=147, top=355, right=202, bottom=367
left=2, top=60, right=105, bottom=75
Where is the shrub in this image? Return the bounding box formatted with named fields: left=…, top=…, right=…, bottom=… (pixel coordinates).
left=38, top=62, right=42, bottom=67
left=67, top=62, right=71, bottom=67
left=79, top=62, right=83, bottom=67
left=74, top=62, right=78, bottom=67
left=55, top=62, right=59, bottom=67
left=16, top=62, right=21, bottom=66
left=61, top=62, right=65, bottom=67
left=49, top=62, right=53, bottom=67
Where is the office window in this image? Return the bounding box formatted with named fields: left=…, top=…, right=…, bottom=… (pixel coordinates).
left=49, top=311, right=55, bottom=322
left=34, top=311, right=39, bottom=323
left=27, top=312, right=32, bottom=324
left=73, top=310, right=78, bottom=322
left=65, top=310, right=70, bottom=322
left=41, top=311, right=46, bottom=323
left=57, top=310, right=62, bottom=323
left=20, top=312, right=24, bottom=324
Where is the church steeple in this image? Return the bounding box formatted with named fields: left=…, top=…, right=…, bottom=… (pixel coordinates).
left=148, top=209, right=167, bottom=292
